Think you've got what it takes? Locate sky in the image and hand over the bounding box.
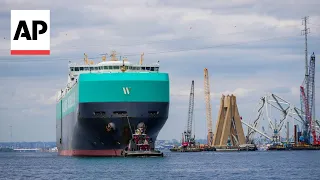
[0,0,320,142]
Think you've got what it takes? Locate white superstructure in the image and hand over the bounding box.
[56,51,160,102]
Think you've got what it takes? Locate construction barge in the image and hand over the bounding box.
[169,80,213,153]
[267,143,320,151]
[169,143,257,152]
[169,147,202,152]
[215,144,257,152]
[169,144,216,152]
[266,121,320,151]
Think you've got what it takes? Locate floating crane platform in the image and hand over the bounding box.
[169,147,202,152]
[169,147,215,152]
[215,144,257,152]
[215,148,239,152]
[169,144,216,152]
[170,80,213,153]
[267,144,320,151]
[238,144,258,151]
[202,146,216,151]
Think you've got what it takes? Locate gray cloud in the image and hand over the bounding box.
[0,0,319,142]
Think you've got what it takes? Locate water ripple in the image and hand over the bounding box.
[0,151,319,180]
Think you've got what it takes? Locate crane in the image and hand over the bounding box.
[300,86,310,143]
[204,68,213,146]
[243,93,305,145]
[182,80,195,147]
[300,52,319,145]
[308,53,317,144]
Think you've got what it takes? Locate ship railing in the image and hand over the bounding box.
[67,80,77,89]
[56,79,78,101]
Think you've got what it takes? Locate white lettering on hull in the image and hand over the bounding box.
[123,87,130,95]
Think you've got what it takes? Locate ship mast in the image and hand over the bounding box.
[84,53,88,65]
[102,55,106,62]
[110,51,118,61]
[83,53,94,64]
[140,53,144,65]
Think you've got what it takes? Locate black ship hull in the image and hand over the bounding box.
[56,102,169,156]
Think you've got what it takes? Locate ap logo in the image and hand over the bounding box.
[10,10,50,55]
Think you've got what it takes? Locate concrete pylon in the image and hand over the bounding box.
[212,94,246,147]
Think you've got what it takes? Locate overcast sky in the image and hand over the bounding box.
[0,0,319,142]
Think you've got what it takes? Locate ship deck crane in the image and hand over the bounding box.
[204,68,213,146]
[182,80,195,147]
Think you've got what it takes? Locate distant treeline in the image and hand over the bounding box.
[0,147,14,152]
[0,142,57,149]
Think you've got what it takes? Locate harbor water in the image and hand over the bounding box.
[0,150,319,180]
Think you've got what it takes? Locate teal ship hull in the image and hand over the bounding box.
[56,72,170,156]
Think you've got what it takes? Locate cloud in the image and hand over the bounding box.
[291,87,300,97]
[0,76,62,113]
[0,76,63,141]
[0,0,319,142]
[171,86,255,101]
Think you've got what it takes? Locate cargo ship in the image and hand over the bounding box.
[55,51,170,156]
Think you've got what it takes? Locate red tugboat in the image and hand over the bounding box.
[123,122,164,157]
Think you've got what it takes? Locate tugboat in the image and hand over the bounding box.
[123,121,164,157]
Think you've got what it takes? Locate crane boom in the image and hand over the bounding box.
[308,53,318,144]
[204,68,213,145]
[300,86,310,143]
[182,80,195,147]
[300,53,318,145]
[308,53,315,128]
[187,80,195,135]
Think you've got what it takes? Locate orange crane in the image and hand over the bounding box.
[204,68,213,146]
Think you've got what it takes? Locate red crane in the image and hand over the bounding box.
[300,52,319,145]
